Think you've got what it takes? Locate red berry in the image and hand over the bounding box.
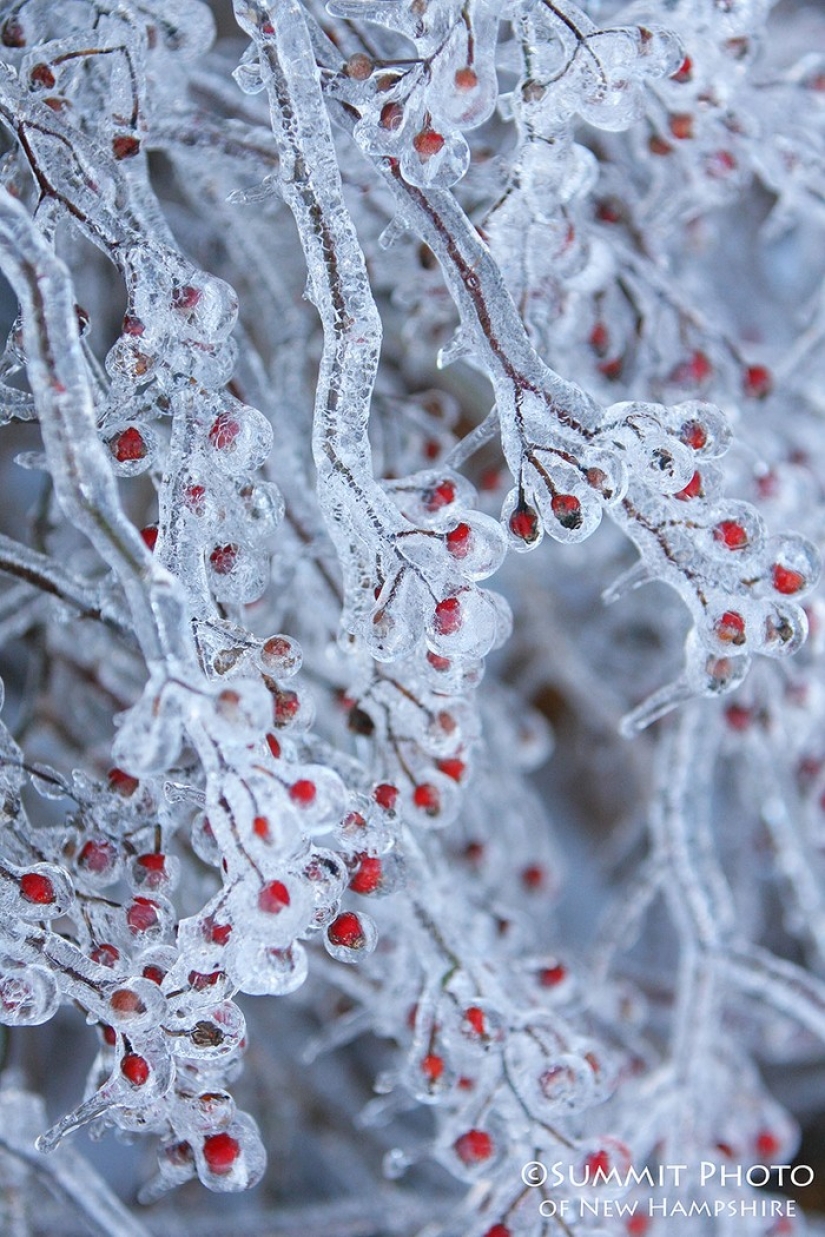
[434,596,462,635]
[649,135,673,156]
[19,872,55,904]
[509,504,540,543]
[171,285,201,310]
[140,525,158,551]
[672,55,692,82]
[1,19,25,46]
[265,733,281,759]
[135,853,167,888]
[137,852,165,873]
[379,101,403,131]
[112,134,141,160]
[446,523,471,557]
[258,880,290,914]
[421,1052,444,1081]
[715,611,746,645]
[110,989,147,1016]
[755,1129,781,1158]
[455,67,478,90]
[121,1053,150,1086]
[484,1227,511,1237]
[345,53,373,80]
[423,480,456,511]
[772,564,805,595]
[413,783,440,815]
[209,544,238,575]
[210,921,232,946]
[680,419,708,450]
[273,690,299,725]
[714,520,748,550]
[30,63,55,88]
[142,964,165,984]
[289,779,316,806]
[253,815,271,840]
[464,841,484,865]
[342,810,367,833]
[539,963,567,987]
[521,864,545,890]
[202,1131,240,1174]
[725,704,752,731]
[437,757,465,782]
[595,199,623,224]
[374,783,399,810]
[110,427,147,463]
[598,356,624,381]
[189,969,222,990]
[126,897,159,934]
[413,128,445,158]
[102,1024,117,1046]
[627,1218,650,1236]
[691,351,712,381]
[454,1128,493,1165]
[669,112,694,140]
[184,483,206,512]
[349,855,383,894]
[427,651,451,671]
[675,470,703,501]
[328,911,367,949]
[585,1148,611,1177]
[464,1006,486,1036]
[550,493,582,530]
[122,314,145,337]
[208,413,241,450]
[108,767,139,796]
[78,839,117,874]
[262,635,293,661]
[589,321,609,354]
[91,943,120,967]
[743,365,773,399]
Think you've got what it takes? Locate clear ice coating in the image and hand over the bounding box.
[0,0,821,1232]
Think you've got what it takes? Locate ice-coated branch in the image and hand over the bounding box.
[0,0,821,1233]
[0,191,192,676]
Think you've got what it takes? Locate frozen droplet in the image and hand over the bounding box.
[233,46,266,94]
[383,1146,412,1179]
[505,1034,595,1117]
[365,572,425,662]
[437,327,474,369]
[400,128,470,189]
[191,813,221,867]
[525,456,602,545]
[103,978,167,1032]
[194,1112,266,1193]
[171,1000,246,1062]
[0,964,59,1026]
[324,910,378,963]
[227,173,280,205]
[226,938,308,996]
[425,586,510,659]
[28,762,70,800]
[378,216,409,249]
[5,862,73,919]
